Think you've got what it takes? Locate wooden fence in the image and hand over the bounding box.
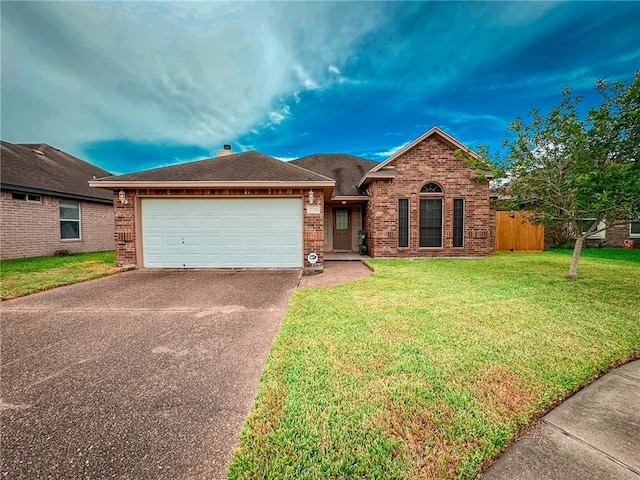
[495,211,545,252]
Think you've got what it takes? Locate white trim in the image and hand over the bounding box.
[630,221,640,238]
[330,195,370,201]
[60,200,81,240]
[89,180,335,189]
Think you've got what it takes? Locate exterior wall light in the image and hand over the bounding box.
[118,190,129,205]
[308,189,314,204]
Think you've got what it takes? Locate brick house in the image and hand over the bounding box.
[91,127,494,269]
[581,220,640,248]
[0,142,115,260]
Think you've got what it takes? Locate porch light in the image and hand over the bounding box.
[308,189,314,204]
[118,190,129,205]
[341,201,347,205]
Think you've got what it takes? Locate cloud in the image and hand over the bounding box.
[2,1,637,173]
[1,1,387,152]
[369,141,411,160]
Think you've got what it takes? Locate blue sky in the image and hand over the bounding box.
[2,1,639,175]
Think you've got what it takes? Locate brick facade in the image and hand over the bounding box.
[113,188,325,268]
[584,222,639,248]
[0,189,114,260]
[365,135,494,257]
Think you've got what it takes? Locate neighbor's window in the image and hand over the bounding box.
[419,182,443,248]
[581,218,605,239]
[60,201,81,239]
[398,198,409,248]
[453,198,464,248]
[12,192,41,202]
[631,221,640,237]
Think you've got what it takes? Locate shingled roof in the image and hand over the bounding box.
[91,150,335,188]
[1,141,113,203]
[290,154,379,197]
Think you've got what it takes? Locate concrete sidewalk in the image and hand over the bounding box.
[482,359,640,479]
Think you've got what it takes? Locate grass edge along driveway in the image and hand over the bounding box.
[0,251,125,300]
[227,250,640,480]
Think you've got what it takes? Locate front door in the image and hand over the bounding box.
[333,208,351,250]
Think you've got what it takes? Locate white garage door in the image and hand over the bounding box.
[141,198,303,268]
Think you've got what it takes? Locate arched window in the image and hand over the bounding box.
[419,182,443,247]
[420,182,443,194]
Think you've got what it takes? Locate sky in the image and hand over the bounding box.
[1,1,639,175]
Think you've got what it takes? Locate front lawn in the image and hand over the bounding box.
[227,251,640,479]
[0,251,124,300]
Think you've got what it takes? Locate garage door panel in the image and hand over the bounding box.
[141,198,302,268]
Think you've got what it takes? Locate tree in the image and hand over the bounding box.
[497,72,640,279]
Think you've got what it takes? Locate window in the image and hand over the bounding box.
[12,192,41,202]
[420,198,443,247]
[335,209,348,230]
[419,182,443,248]
[398,198,409,248]
[631,221,640,238]
[581,218,605,239]
[324,212,329,245]
[453,198,464,247]
[420,182,443,194]
[60,201,81,239]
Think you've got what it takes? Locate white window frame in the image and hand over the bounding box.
[60,201,81,240]
[630,221,640,238]
[581,218,605,239]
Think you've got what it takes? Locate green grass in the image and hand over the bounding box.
[227,250,640,480]
[0,251,124,300]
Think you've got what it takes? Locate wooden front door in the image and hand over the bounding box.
[333,208,351,250]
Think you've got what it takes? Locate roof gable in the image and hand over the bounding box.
[370,126,479,172]
[290,154,378,197]
[0,141,113,202]
[359,126,489,187]
[91,150,335,188]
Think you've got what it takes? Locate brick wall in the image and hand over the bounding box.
[113,188,325,268]
[365,135,494,257]
[584,223,638,248]
[0,189,114,260]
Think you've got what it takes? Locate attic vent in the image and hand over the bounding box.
[32,149,45,156]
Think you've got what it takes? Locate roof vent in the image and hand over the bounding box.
[217,144,234,157]
[32,149,45,156]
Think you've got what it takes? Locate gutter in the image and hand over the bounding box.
[89,180,336,189]
[1,183,113,205]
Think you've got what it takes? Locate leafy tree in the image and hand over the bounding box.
[491,72,639,279]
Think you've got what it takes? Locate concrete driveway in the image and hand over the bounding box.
[1,269,300,479]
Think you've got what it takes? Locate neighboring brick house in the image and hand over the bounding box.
[91,127,494,270]
[581,220,640,248]
[0,142,115,260]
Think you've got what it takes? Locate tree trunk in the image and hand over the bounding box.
[566,236,584,279]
